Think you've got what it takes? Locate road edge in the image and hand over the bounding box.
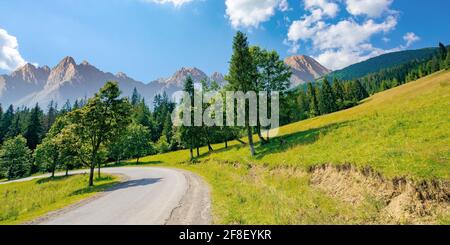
[165,169,212,225]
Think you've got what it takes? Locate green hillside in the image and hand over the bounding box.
[129,71,450,224]
[328,48,438,80]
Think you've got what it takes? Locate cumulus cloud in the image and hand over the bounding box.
[345,0,394,17]
[0,28,27,72]
[286,0,404,70]
[304,0,340,18]
[147,0,194,7]
[225,0,289,29]
[403,32,420,47]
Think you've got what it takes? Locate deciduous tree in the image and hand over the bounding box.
[66,81,132,186]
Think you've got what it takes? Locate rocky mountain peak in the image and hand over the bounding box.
[11,63,50,84]
[58,56,77,67]
[284,55,331,87]
[116,72,131,80]
[47,56,80,87]
[167,67,208,86]
[210,72,226,86]
[177,67,205,76]
[285,55,330,74]
[41,65,51,73]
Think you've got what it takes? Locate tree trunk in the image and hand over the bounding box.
[225,140,228,148]
[189,147,194,160]
[136,157,140,164]
[97,162,101,178]
[89,164,95,187]
[65,167,69,177]
[257,125,267,144]
[204,130,214,152]
[196,147,200,157]
[51,167,55,178]
[247,126,256,156]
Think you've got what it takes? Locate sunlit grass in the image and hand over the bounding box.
[0,174,118,224]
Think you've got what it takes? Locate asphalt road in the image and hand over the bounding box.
[3,167,212,225]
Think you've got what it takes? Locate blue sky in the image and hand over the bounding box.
[0,0,449,82]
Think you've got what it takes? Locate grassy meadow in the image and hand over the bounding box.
[0,174,118,224]
[126,71,450,224]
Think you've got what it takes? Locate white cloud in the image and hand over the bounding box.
[313,44,401,70]
[225,0,289,29]
[304,0,340,18]
[345,0,393,17]
[286,0,404,70]
[0,28,27,72]
[148,0,194,7]
[311,16,397,51]
[279,0,289,12]
[403,32,420,47]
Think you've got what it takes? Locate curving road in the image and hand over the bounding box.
[4,167,212,225]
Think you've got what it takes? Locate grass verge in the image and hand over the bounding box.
[0,174,119,224]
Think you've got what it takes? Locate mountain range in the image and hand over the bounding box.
[0,55,330,108]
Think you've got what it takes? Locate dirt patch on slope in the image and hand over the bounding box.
[309,164,450,224]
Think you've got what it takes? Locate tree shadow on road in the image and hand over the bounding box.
[105,178,163,192]
[108,160,163,167]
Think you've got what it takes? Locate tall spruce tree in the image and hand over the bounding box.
[446,48,450,70]
[24,104,44,150]
[332,78,344,102]
[45,100,58,132]
[438,42,447,61]
[225,31,258,156]
[349,80,369,102]
[131,87,141,106]
[0,105,14,143]
[296,90,310,120]
[179,76,196,160]
[430,56,440,73]
[7,110,23,139]
[306,83,319,117]
[318,78,337,115]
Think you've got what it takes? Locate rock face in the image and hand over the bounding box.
[0,57,226,108]
[284,55,331,87]
[0,63,50,106]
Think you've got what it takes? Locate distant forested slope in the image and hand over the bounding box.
[328,48,438,80]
